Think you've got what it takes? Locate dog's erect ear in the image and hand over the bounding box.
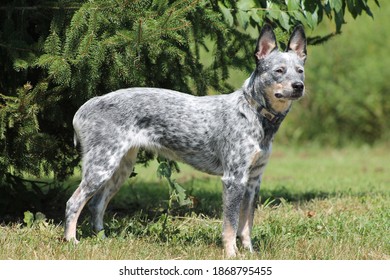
[255,24,278,62]
[286,25,307,61]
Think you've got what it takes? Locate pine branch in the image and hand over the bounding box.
[0,6,81,11]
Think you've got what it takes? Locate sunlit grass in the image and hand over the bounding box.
[0,145,389,259]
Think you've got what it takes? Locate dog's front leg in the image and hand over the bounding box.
[221,175,246,258]
[237,179,260,253]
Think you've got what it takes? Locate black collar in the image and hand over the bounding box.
[244,92,288,127]
[256,105,287,126]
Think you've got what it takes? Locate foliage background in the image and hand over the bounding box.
[0,0,386,217]
[278,2,390,146]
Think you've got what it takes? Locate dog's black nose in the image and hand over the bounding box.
[292,81,304,91]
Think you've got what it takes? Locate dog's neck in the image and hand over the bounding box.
[241,91,288,147]
[243,88,291,128]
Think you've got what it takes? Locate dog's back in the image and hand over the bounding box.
[73,87,260,175]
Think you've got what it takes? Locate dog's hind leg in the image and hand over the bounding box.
[64,175,109,242]
[64,143,135,242]
[64,179,92,242]
[87,148,138,235]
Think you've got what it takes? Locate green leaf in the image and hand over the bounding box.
[266,2,280,20]
[286,0,300,11]
[248,9,262,24]
[334,9,345,33]
[157,161,171,179]
[218,3,234,27]
[173,182,191,206]
[35,212,46,222]
[329,0,343,13]
[278,11,291,30]
[13,59,29,72]
[237,0,256,10]
[304,8,319,29]
[97,230,106,239]
[237,9,250,30]
[293,10,307,26]
[23,211,34,227]
[346,0,358,18]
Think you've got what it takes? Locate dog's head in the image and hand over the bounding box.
[247,24,307,113]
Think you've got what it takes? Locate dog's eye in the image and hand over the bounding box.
[297,68,304,74]
[275,68,285,74]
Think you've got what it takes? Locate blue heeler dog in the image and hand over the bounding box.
[65,24,307,257]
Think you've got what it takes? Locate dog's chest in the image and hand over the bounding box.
[251,144,272,168]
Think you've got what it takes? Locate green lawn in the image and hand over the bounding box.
[0,145,389,259]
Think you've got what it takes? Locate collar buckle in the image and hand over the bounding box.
[259,107,276,122]
[259,107,284,125]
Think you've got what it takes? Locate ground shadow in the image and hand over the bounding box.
[259,185,333,206]
[1,179,336,225]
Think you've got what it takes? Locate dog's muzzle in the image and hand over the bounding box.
[275,81,304,100]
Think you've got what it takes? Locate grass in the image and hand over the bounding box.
[0,145,389,260]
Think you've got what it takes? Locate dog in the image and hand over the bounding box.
[64,24,307,257]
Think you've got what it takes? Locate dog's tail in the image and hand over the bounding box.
[73,131,79,148]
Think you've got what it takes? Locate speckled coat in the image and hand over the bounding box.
[65,24,307,257]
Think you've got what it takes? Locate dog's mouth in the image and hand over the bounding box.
[274,91,304,100]
[274,93,284,99]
